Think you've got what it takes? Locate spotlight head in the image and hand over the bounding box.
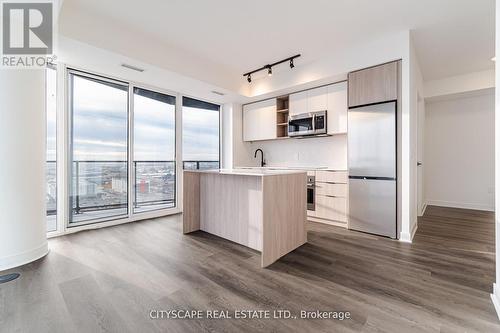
[247,74,251,83]
[268,66,272,76]
[290,59,295,69]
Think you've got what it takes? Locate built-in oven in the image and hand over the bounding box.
[307,176,315,211]
[288,111,327,137]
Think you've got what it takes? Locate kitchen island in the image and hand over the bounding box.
[183,169,307,267]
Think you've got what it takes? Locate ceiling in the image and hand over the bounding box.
[59,0,495,93]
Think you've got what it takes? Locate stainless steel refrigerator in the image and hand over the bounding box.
[348,101,397,238]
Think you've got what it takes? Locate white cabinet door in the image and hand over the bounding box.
[327,82,348,134]
[307,86,328,113]
[289,91,307,116]
[243,99,277,142]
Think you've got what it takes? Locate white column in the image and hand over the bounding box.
[221,103,234,169]
[0,69,48,270]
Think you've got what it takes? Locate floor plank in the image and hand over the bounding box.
[0,206,498,332]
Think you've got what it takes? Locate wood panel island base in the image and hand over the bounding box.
[183,169,307,267]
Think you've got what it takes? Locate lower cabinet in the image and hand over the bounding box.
[307,170,348,228]
[315,195,347,223]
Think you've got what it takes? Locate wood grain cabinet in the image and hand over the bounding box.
[243,99,277,142]
[348,61,398,107]
[308,170,349,227]
[316,195,347,223]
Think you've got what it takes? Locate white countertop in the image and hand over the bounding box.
[184,168,307,177]
[235,166,348,171]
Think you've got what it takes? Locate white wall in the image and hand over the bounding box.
[246,31,410,99]
[57,36,236,106]
[424,90,495,211]
[235,136,347,169]
[403,32,425,241]
[425,69,495,99]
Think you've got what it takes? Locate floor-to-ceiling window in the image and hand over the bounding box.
[68,71,129,225]
[133,87,176,213]
[46,66,57,232]
[182,97,220,170]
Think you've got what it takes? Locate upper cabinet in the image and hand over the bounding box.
[243,81,348,141]
[288,82,347,135]
[289,90,307,116]
[327,82,347,134]
[348,61,398,107]
[243,99,277,142]
[307,86,328,113]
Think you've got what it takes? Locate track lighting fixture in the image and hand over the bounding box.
[243,54,300,83]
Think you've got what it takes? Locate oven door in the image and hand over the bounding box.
[288,113,315,137]
[307,176,315,211]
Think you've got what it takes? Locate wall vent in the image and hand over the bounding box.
[121,63,145,72]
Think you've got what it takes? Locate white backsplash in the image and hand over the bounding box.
[244,135,347,169]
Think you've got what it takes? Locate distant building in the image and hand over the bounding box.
[112,177,128,193]
[47,183,56,198]
[79,181,97,196]
[138,179,151,194]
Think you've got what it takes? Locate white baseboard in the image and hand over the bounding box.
[491,283,500,320]
[0,242,49,271]
[426,200,494,212]
[419,203,428,216]
[399,220,418,243]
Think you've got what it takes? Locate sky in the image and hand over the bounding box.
[46,71,219,163]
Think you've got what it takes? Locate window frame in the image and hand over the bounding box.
[181,95,222,170]
[48,64,217,237]
[132,86,177,215]
[45,64,58,233]
[67,68,131,227]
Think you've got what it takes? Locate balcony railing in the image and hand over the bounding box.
[45,160,219,217]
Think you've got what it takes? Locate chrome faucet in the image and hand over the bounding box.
[254,149,266,167]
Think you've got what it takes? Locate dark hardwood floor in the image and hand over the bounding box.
[0,205,498,332]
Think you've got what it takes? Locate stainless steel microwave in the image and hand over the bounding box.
[288,111,327,137]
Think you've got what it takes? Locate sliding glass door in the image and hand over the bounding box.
[69,71,129,225]
[133,88,176,213]
[182,97,220,170]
